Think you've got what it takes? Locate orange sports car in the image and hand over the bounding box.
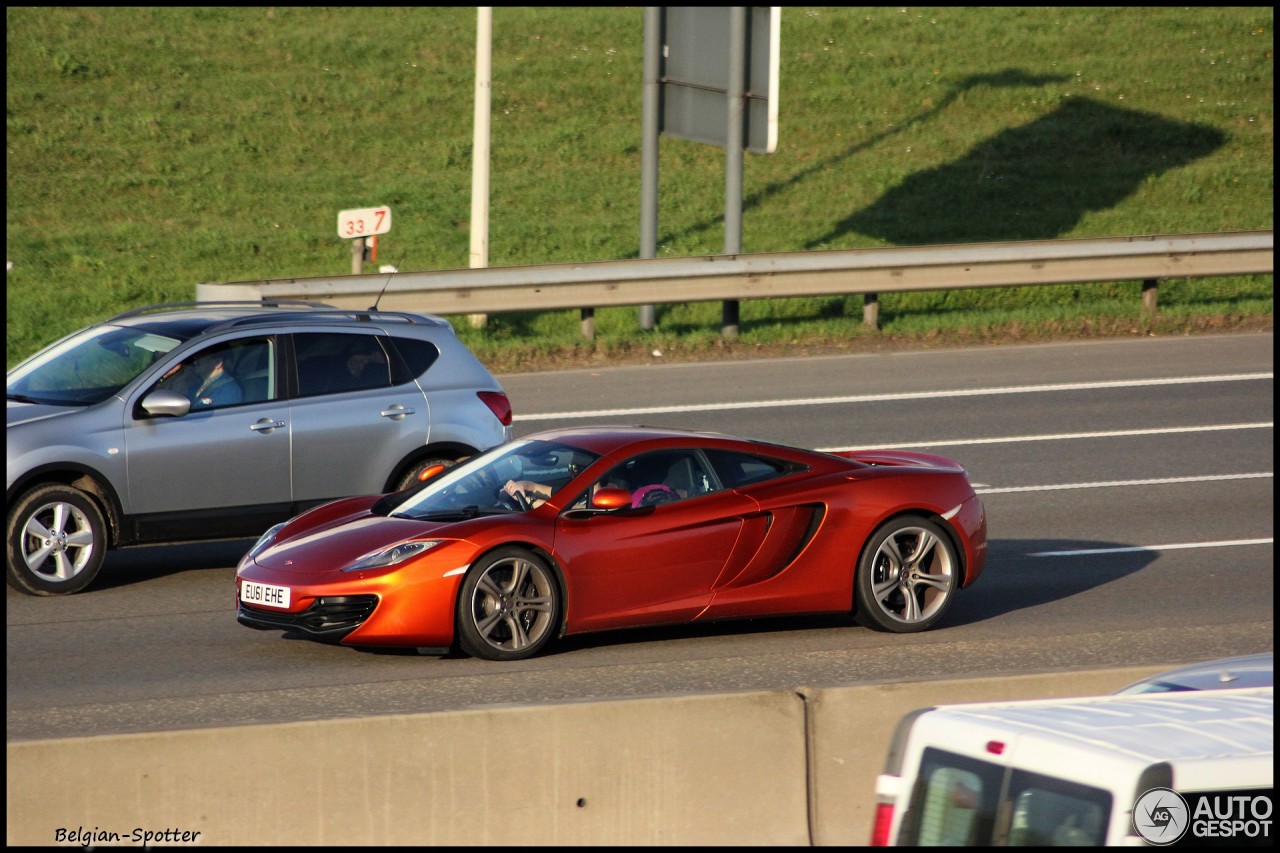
[236,426,987,660]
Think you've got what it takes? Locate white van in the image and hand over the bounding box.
[869,686,1273,846]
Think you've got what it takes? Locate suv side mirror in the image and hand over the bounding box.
[140,389,192,418]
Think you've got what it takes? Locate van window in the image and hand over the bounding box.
[906,749,1001,845]
[904,749,1111,846]
[1006,770,1110,846]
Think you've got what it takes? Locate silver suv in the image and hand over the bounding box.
[6,301,514,595]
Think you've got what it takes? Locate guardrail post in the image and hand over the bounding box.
[863,293,879,330]
[1142,278,1159,326]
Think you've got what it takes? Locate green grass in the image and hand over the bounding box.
[6,7,1273,371]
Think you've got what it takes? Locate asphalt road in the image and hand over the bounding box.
[6,333,1273,742]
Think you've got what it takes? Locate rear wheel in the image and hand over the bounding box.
[6,484,108,596]
[456,546,561,660]
[855,515,958,633]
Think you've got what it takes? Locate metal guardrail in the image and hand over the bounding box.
[197,230,1273,331]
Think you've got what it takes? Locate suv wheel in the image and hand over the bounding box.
[6,484,108,595]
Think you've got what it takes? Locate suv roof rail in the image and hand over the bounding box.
[204,308,451,335]
[108,300,331,321]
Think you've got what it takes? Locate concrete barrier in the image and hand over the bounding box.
[6,665,1167,846]
[6,690,810,846]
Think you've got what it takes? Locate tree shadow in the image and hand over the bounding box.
[640,68,1224,329]
[651,67,1224,251]
[654,69,1075,255]
[816,97,1226,247]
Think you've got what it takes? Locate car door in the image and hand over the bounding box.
[286,330,430,504]
[123,335,292,540]
[552,449,757,633]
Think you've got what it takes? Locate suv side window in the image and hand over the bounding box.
[294,332,399,397]
[152,337,274,410]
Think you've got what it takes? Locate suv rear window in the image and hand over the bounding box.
[384,335,441,379]
[292,332,438,396]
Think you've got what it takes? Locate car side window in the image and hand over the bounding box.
[583,449,719,509]
[293,332,397,397]
[153,337,273,410]
[702,448,803,488]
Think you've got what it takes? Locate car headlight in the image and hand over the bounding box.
[342,540,443,572]
[246,522,288,561]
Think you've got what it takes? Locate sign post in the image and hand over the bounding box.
[636,7,780,337]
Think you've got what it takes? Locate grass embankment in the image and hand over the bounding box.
[6,7,1272,372]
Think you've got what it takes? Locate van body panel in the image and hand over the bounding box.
[873,687,1273,846]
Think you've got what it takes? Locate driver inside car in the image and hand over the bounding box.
[501,477,552,509]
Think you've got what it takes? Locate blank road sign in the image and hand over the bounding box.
[659,7,779,154]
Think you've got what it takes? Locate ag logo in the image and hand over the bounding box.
[1134,787,1190,845]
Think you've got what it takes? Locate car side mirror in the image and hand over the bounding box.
[140,389,192,418]
[591,487,632,510]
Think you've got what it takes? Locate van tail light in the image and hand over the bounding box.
[477,391,512,426]
[870,801,895,846]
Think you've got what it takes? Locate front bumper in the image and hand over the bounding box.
[237,594,378,639]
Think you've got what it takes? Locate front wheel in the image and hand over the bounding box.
[6,484,109,596]
[456,547,561,660]
[855,515,958,633]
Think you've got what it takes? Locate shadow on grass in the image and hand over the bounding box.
[823,97,1226,247]
[657,67,1225,249]
[646,69,1225,332]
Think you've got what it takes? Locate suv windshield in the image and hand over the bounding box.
[7,325,183,406]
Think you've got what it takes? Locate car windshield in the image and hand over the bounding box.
[7,324,183,406]
[390,438,600,518]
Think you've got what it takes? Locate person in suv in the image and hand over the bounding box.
[6,301,514,595]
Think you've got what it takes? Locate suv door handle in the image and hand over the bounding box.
[250,418,286,433]
[380,404,416,420]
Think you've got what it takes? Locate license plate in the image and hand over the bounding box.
[240,580,291,609]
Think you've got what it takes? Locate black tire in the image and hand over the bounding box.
[855,515,958,633]
[394,456,457,492]
[456,546,561,660]
[6,484,109,596]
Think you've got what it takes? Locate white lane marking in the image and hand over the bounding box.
[978,472,1272,494]
[1030,538,1273,557]
[513,373,1273,421]
[818,422,1273,452]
